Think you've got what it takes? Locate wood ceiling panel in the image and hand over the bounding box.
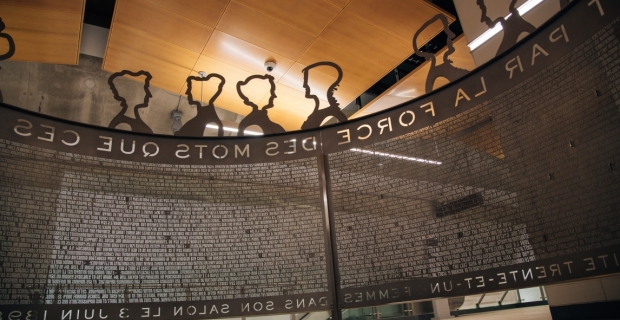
[318,11,412,67]
[259,105,307,132]
[0,5,81,41]
[278,62,362,107]
[101,0,463,131]
[191,55,264,98]
[0,0,83,14]
[108,23,200,70]
[216,1,316,60]
[142,0,230,27]
[202,30,294,82]
[235,0,341,36]
[103,47,190,94]
[214,92,254,117]
[271,83,323,116]
[325,0,351,9]
[345,0,454,42]
[261,84,320,114]
[0,4,83,64]
[298,38,387,90]
[0,30,80,64]
[113,0,213,53]
[259,83,321,123]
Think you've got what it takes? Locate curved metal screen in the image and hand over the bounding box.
[1,1,620,319]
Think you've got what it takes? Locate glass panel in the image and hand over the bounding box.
[342,307,376,320]
[519,287,545,303]
[377,304,406,318]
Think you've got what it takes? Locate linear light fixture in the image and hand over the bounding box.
[205,124,262,136]
[288,138,318,146]
[467,0,545,51]
[351,148,442,165]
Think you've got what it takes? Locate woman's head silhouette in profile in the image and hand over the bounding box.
[174,73,225,137]
[107,70,154,133]
[236,74,284,136]
[237,74,278,111]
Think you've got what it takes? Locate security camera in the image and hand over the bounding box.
[264,61,276,72]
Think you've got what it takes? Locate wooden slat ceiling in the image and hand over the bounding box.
[102,0,454,131]
[0,0,85,65]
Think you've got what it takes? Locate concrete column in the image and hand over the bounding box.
[431,298,454,320]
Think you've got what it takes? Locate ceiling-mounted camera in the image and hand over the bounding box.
[264,61,276,72]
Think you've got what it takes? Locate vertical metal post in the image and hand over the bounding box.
[498,290,509,306]
[405,302,414,316]
[539,286,547,301]
[476,293,486,308]
[316,136,343,320]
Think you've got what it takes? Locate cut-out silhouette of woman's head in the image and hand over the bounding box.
[413,14,470,94]
[476,0,536,57]
[0,17,16,104]
[107,70,154,134]
[300,61,348,130]
[175,73,225,137]
[185,74,225,108]
[236,74,284,136]
[237,74,278,111]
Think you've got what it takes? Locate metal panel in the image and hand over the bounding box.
[1,2,620,319]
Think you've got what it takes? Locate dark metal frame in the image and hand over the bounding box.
[1,1,619,319]
[317,148,343,320]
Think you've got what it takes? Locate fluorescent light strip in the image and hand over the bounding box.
[287,138,318,146]
[351,148,442,165]
[468,22,504,51]
[206,124,262,136]
[467,0,544,51]
[517,0,544,15]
